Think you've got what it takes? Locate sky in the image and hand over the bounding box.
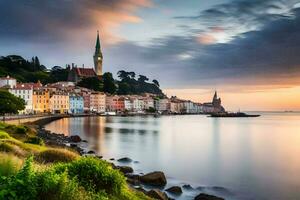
[1,0,300,111]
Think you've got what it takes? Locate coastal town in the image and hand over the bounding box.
[0,75,224,116]
[0,32,225,116]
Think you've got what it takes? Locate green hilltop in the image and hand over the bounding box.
[0,55,164,96]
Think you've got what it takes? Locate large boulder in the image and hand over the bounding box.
[194,193,225,200]
[69,135,82,143]
[147,189,169,200]
[166,186,182,194]
[140,171,167,186]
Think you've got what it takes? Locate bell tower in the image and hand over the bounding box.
[93,30,103,76]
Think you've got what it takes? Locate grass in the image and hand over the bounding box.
[0,130,10,139]
[0,153,23,177]
[0,122,151,200]
[35,149,79,163]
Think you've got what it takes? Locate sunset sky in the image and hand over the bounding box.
[1,0,300,111]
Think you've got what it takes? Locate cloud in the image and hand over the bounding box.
[175,0,299,44]
[0,0,152,45]
[105,6,300,90]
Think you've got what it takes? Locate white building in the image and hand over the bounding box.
[0,76,16,88]
[9,84,33,114]
[132,97,145,112]
[144,97,155,110]
[124,97,133,111]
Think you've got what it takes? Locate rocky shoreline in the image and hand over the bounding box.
[37,126,226,200]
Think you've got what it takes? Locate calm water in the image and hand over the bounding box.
[45,113,300,200]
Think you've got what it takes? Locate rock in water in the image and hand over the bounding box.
[140,171,167,186]
[117,166,134,174]
[166,186,182,194]
[147,189,169,200]
[69,135,82,143]
[117,157,132,163]
[194,193,225,200]
[183,184,194,190]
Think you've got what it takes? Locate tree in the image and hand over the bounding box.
[117,70,130,81]
[138,75,149,83]
[102,72,116,94]
[77,77,103,92]
[152,79,160,87]
[34,56,40,68]
[0,90,25,121]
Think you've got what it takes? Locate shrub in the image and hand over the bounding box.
[0,153,23,177]
[0,156,37,200]
[25,136,44,146]
[36,149,79,164]
[0,130,10,139]
[14,126,27,134]
[54,157,126,195]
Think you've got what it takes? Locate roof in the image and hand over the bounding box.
[12,82,42,90]
[75,67,96,77]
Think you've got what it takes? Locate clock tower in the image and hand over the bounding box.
[93,30,103,76]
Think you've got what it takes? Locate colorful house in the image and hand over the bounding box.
[90,92,106,113]
[0,76,16,88]
[49,92,69,114]
[33,89,50,113]
[9,83,34,114]
[69,94,84,114]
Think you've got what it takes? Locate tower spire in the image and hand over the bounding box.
[95,30,101,53]
[94,30,103,76]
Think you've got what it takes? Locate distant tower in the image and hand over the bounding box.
[93,30,103,76]
[212,91,221,108]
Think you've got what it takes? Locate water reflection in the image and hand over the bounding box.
[45,114,300,200]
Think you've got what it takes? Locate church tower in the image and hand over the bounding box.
[93,30,103,76]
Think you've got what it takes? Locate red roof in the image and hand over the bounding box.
[12,82,42,90]
[75,68,96,77]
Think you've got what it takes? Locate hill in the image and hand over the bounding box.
[0,55,164,96]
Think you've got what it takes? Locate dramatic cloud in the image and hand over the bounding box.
[0,0,152,45]
[176,0,300,44]
[105,6,300,89]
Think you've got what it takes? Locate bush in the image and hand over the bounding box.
[0,153,23,177]
[25,136,44,146]
[0,130,10,139]
[14,126,27,134]
[36,149,79,163]
[54,157,126,195]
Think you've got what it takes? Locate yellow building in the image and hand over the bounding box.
[49,92,69,114]
[33,89,50,113]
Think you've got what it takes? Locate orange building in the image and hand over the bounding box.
[32,89,50,113]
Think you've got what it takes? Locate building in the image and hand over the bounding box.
[105,95,118,111]
[157,98,170,112]
[68,31,103,82]
[9,83,33,114]
[144,97,155,110]
[90,92,106,113]
[69,94,84,114]
[124,97,133,111]
[132,97,145,112]
[49,92,69,114]
[202,91,225,113]
[93,30,103,76]
[33,89,50,113]
[0,76,16,88]
[68,66,97,83]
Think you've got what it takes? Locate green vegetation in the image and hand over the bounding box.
[35,149,78,164]
[77,71,164,96]
[0,122,151,200]
[0,55,68,84]
[0,90,25,119]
